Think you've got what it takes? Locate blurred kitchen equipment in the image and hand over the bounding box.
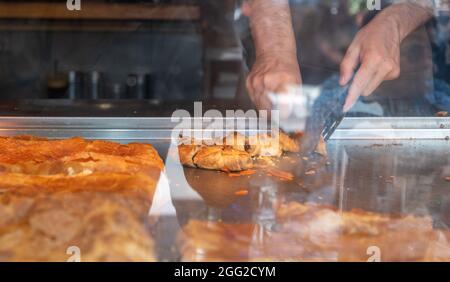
[67,71,84,99]
[144,73,156,100]
[85,71,103,99]
[46,61,68,99]
[108,82,125,99]
[126,74,138,99]
[126,73,155,99]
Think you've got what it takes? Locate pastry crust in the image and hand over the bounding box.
[193,146,253,172]
[178,144,200,168]
[178,202,449,262]
[0,191,156,262]
[0,136,163,178]
[178,132,301,172]
[0,136,163,196]
[279,131,300,153]
[0,136,164,262]
[0,172,156,198]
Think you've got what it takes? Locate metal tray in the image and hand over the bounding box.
[0,116,449,261]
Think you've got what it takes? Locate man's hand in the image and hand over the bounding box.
[340,3,433,112]
[339,15,401,112]
[243,0,301,111]
[246,53,301,111]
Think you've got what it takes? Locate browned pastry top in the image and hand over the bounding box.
[0,136,163,178]
[0,136,164,262]
[178,132,301,172]
[0,172,157,198]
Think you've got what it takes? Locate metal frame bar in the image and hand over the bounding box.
[332,117,450,140]
[0,116,268,140]
[0,116,449,140]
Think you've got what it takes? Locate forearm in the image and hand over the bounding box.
[243,0,297,58]
[376,2,433,42]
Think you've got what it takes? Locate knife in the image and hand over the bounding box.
[299,76,352,156]
[266,74,352,155]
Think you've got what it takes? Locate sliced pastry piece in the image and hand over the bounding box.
[188,146,253,172]
[177,131,304,172]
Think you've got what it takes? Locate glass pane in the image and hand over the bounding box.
[0,0,448,262]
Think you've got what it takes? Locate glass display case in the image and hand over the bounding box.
[0,0,448,262]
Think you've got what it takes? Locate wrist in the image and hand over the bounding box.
[255,51,298,64]
[254,44,297,60]
[379,3,432,42]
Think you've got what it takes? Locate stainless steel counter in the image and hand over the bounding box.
[0,116,449,261]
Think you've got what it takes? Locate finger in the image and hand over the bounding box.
[246,83,260,110]
[360,57,398,97]
[361,70,385,97]
[340,46,360,86]
[247,74,266,108]
[246,76,255,98]
[257,91,272,112]
[343,61,377,112]
[252,76,265,98]
[256,75,276,111]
